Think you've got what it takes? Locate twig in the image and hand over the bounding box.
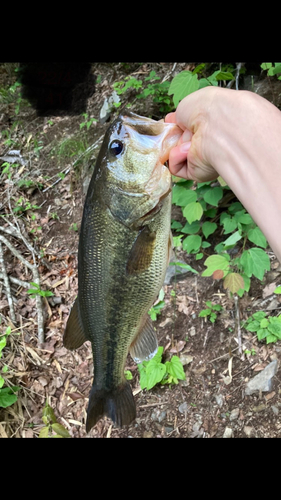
[0,233,44,343]
[0,241,16,322]
[234,294,242,355]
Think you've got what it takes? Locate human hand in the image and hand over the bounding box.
[165,86,225,182]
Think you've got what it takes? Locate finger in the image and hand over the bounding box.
[165,112,176,123]
[168,144,191,178]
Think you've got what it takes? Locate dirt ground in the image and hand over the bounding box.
[1,62,281,438]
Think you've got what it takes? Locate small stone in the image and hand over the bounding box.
[178,402,189,414]
[223,427,233,438]
[189,326,196,337]
[271,405,279,415]
[229,408,240,421]
[243,426,254,437]
[179,354,193,366]
[215,394,224,408]
[245,360,278,395]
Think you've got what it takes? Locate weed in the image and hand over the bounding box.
[27,282,54,299]
[199,301,223,323]
[39,400,70,438]
[80,113,97,130]
[243,311,281,344]
[0,326,20,408]
[138,346,185,390]
[148,288,165,321]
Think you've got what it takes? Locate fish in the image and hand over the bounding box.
[63,110,181,432]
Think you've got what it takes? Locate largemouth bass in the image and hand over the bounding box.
[63,110,181,432]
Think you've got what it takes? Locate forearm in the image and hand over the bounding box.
[207,90,281,261]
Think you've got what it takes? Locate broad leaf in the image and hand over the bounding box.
[203,187,223,207]
[202,255,230,277]
[182,234,202,253]
[168,71,199,106]
[247,227,267,248]
[182,202,203,224]
[223,273,245,293]
[202,221,217,239]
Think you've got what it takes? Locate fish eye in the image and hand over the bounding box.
[109,139,124,157]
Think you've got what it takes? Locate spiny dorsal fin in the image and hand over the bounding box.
[129,314,158,363]
[63,298,88,350]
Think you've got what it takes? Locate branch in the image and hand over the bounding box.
[0,233,45,344]
[0,240,16,322]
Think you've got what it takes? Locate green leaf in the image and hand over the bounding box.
[203,187,223,207]
[252,311,266,321]
[168,71,199,107]
[182,202,203,224]
[260,318,269,329]
[38,426,50,438]
[181,221,201,234]
[0,386,20,408]
[172,183,196,206]
[268,321,281,339]
[222,216,237,234]
[245,320,260,332]
[247,227,267,248]
[51,423,71,438]
[202,221,217,239]
[124,370,133,380]
[146,359,166,390]
[182,234,202,253]
[202,255,230,277]
[234,211,253,225]
[0,336,7,353]
[165,356,185,381]
[222,230,242,248]
[169,261,198,274]
[199,308,212,317]
[241,248,270,280]
[213,70,234,81]
[274,286,281,294]
[261,62,272,71]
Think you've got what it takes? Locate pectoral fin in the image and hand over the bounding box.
[63,298,88,350]
[129,314,158,363]
[126,227,156,276]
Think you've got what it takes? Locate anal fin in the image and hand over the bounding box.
[129,314,158,363]
[63,298,88,350]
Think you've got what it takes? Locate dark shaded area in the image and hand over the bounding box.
[17,62,96,116]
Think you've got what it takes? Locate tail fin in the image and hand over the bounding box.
[86,382,136,432]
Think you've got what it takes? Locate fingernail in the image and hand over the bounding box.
[179,141,191,153]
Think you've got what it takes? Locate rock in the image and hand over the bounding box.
[151,409,166,423]
[271,405,279,416]
[243,426,254,437]
[99,91,120,123]
[178,402,189,414]
[229,408,240,421]
[223,427,233,438]
[245,360,278,395]
[215,394,224,408]
[179,353,193,366]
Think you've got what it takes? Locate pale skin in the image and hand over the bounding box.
[165,86,281,263]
